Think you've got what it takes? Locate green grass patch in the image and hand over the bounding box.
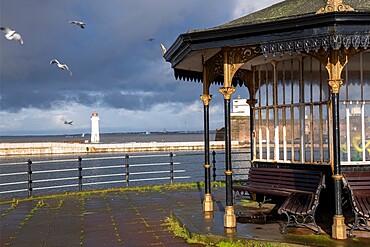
[0,182,225,204]
[1,198,19,217]
[164,214,293,247]
[283,233,342,246]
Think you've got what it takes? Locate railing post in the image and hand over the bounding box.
[78,157,82,191]
[125,154,129,187]
[212,151,217,181]
[27,159,33,197]
[169,152,174,185]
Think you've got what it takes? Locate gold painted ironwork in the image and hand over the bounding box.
[311,48,357,94]
[326,50,348,94]
[203,163,211,169]
[219,86,235,100]
[202,46,260,94]
[224,170,233,175]
[222,46,261,87]
[328,79,343,94]
[224,206,236,228]
[332,215,347,239]
[316,0,355,14]
[203,193,213,212]
[310,48,358,93]
[200,94,212,106]
[332,174,343,180]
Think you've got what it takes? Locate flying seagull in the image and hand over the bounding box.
[160,43,166,56]
[50,59,72,76]
[64,120,73,125]
[145,37,155,42]
[69,21,85,29]
[0,27,24,44]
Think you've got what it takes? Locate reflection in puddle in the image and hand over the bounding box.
[236,212,277,224]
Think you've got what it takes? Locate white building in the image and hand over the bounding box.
[90,110,100,143]
[351,106,361,116]
[231,96,250,117]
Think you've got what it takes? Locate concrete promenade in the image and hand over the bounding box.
[0,141,241,156]
[1,185,369,246]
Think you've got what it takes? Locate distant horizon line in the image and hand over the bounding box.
[0,130,218,137]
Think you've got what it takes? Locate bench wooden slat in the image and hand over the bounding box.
[342,171,370,236]
[343,172,370,177]
[345,176,370,181]
[352,186,370,191]
[233,167,324,197]
[233,185,290,197]
[299,194,313,215]
[355,196,370,218]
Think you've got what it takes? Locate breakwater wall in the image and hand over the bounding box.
[0,141,241,156]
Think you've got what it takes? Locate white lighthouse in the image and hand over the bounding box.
[90,110,100,143]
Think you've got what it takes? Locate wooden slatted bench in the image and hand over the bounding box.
[342,171,370,237]
[232,167,326,234]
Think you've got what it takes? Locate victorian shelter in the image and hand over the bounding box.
[164,0,370,239]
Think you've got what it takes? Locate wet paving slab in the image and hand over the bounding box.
[1,187,206,247]
[0,186,369,246]
[174,191,370,247]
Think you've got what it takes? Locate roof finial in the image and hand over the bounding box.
[316,0,355,14]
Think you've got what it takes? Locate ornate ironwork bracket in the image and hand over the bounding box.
[261,35,369,57]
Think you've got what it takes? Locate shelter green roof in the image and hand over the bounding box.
[190,0,370,33]
[164,0,370,72]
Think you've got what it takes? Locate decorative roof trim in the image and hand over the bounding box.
[261,34,369,57]
[316,0,355,14]
[174,69,248,86]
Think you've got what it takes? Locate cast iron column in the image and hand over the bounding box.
[332,93,342,214]
[224,98,232,205]
[326,49,348,240]
[201,94,213,212]
[331,90,346,238]
[220,86,236,228]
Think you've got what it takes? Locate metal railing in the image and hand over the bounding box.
[0,150,250,198]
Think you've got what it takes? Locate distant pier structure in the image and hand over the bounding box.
[90,111,100,143]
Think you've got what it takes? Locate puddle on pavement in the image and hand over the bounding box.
[236,212,277,224]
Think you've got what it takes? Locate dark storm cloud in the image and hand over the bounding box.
[1,0,234,113]
[1,0,284,135]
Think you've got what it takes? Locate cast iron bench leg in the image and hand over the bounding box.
[348,212,370,238]
[279,193,321,235]
[280,212,320,235]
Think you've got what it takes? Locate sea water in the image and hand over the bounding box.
[0,132,250,198]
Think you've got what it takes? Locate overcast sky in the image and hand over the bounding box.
[0,0,283,136]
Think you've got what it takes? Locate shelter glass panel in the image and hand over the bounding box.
[253,55,330,165]
[364,52,370,101]
[340,51,370,164]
